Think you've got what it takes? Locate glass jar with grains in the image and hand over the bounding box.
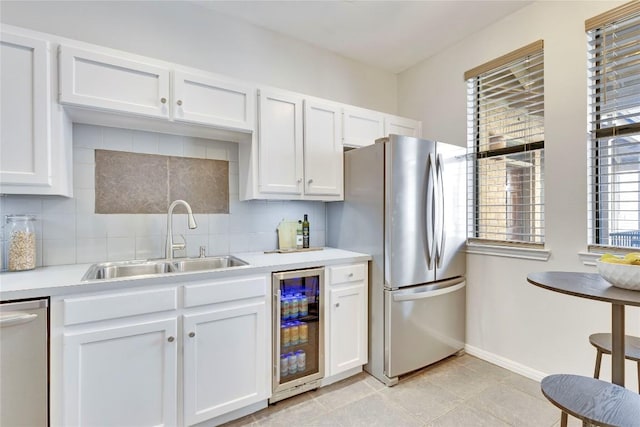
[5,215,37,271]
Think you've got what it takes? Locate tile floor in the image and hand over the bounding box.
[222,354,583,427]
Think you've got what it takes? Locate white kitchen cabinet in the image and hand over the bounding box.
[257,88,304,195]
[303,99,343,197]
[384,115,422,138]
[53,275,270,427]
[59,45,256,134]
[57,286,179,427]
[63,318,178,427]
[326,263,368,376]
[172,70,255,132]
[0,29,73,196]
[183,275,269,426]
[242,89,343,200]
[59,45,171,119]
[342,106,384,148]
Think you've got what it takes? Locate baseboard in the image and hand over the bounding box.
[464,344,548,382]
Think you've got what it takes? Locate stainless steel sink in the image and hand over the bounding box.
[81,256,249,281]
[82,260,176,281]
[172,256,249,272]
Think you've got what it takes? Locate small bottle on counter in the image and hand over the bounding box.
[302,214,310,248]
[296,220,303,249]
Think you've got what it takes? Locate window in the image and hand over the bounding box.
[587,2,640,249]
[465,41,545,246]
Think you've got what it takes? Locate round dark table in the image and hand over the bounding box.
[527,271,640,387]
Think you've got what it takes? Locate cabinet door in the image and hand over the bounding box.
[342,106,384,148]
[304,100,343,198]
[257,89,303,195]
[0,32,51,187]
[384,115,422,138]
[62,318,178,427]
[173,71,255,132]
[59,46,170,119]
[328,283,367,375]
[183,301,267,426]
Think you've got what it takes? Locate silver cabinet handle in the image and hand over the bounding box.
[297,178,302,184]
[0,312,37,328]
[188,332,195,338]
[308,178,314,184]
[177,100,183,106]
[348,272,354,277]
[335,303,340,308]
[167,336,175,342]
[160,97,167,104]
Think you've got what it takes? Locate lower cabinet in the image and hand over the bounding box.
[53,274,270,427]
[183,300,266,426]
[326,263,368,376]
[62,318,178,427]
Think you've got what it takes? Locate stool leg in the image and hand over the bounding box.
[561,411,567,427]
[594,349,603,379]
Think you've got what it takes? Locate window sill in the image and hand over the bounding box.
[465,242,551,261]
[578,250,606,267]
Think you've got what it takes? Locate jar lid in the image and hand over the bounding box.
[6,214,36,222]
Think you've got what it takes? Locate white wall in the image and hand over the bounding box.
[0,0,397,113]
[398,1,640,386]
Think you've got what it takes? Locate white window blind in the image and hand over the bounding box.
[587,2,640,249]
[465,41,545,246]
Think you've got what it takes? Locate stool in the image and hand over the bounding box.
[589,333,640,390]
[541,374,640,427]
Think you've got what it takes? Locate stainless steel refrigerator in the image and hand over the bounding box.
[327,134,466,386]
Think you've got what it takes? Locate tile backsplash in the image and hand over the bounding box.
[0,124,326,267]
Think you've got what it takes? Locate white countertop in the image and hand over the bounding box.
[0,247,370,301]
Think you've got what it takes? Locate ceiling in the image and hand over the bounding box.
[192,0,533,74]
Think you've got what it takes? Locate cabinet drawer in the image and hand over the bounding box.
[64,287,177,325]
[329,263,366,285]
[183,275,267,308]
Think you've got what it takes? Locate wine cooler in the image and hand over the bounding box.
[270,267,324,403]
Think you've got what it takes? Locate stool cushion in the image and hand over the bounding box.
[589,333,640,362]
[541,374,640,427]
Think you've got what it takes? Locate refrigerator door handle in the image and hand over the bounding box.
[392,281,465,302]
[435,153,446,268]
[425,153,436,269]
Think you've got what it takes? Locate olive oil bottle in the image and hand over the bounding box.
[302,214,310,248]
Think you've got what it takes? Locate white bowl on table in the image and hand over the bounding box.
[596,260,640,291]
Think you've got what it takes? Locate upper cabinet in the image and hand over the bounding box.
[58,45,256,136]
[242,88,342,201]
[384,114,422,138]
[303,99,343,197]
[59,46,171,119]
[172,70,255,132]
[342,106,384,148]
[0,29,72,197]
[342,106,422,148]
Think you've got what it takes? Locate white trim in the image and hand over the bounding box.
[465,243,551,261]
[464,344,547,382]
[578,251,602,267]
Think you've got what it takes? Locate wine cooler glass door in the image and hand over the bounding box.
[273,267,324,397]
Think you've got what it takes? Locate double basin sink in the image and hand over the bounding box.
[82,256,249,281]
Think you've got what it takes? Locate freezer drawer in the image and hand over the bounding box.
[384,278,465,378]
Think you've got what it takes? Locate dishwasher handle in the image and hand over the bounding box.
[0,312,39,327]
[392,281,465,302]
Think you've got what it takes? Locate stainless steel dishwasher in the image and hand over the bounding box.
[0,298,49,426]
